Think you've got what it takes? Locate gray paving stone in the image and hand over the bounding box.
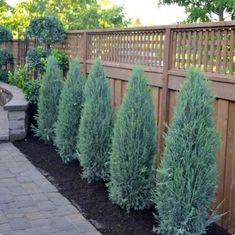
[9,217,32,230]
[0,143,100,235]
[30,193,48,202]
[0,222,11,231]
[0,193,14,203]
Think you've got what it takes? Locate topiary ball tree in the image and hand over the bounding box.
[34,56,62,143]
[77,59,113,183]
[153,68,220,235]
[55,58,85,163]
[27,16,66,48]
[108,66,156,212]
[0,26,12,44]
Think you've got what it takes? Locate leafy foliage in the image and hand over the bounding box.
[0,70,8,82]
[153,68,220,235]
[27,16,66,46]
[108,66,156,211]
[158,0,235,22]
[23,79,42,106]
[54,58,84,163]
[8,65,29,89]
[77,59,113,183]
[34,56,62,143]
[0,0,129,36]
[0,25,12,43]
[0,48,13,66]
[51,49,69,72]
[26,47,50,72]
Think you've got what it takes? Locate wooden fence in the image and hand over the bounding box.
[5,21,235,234]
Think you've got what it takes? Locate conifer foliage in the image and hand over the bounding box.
[77,59,113,183]
[34,56,62,143]
[109,66,156,211]
[153,68,220,235]
[55,58,84,163]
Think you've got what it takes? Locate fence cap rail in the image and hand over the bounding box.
[67,21,235,34]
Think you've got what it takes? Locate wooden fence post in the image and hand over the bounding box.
[158,27,173,164]
[83,31,88,77]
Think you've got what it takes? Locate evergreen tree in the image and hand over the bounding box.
[34,56,62,143]
[153,68,220,235]
[108,66,156,211]
[55,58,84,163]
[77,59,113,183]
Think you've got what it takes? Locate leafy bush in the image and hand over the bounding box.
[8,65,29,89]
[23,79,42,106]
[55,58,84,163]
[23,79,42,127]
[27,16,66,47]
[108,66,156,211]
[34,56,62,143]
[26,47,68,75]
[153,68,220,235]
[0,48,13,66]
[26,47,50,72]
[0,70,9,82]
[77,59,113,182]
[0,26,12,44]
[51,49,69,72]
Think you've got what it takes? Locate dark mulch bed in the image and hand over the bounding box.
[14,131,230,235]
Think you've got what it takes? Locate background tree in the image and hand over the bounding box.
[158,0,235,22]
[55,58,84,163]
[109,66,156,211]
[153,68,220,234]
[0,0,129,37]
[27,16,66,48]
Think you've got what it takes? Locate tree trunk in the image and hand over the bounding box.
[218,10,224,21]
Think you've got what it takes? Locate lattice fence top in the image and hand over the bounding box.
[6,21,235,76]
[172,27,235,75]
[87,29,165,67]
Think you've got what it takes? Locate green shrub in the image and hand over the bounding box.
[26,47,50,72]
[23,79,42,127]
[0,26,12,44]
[55,58,84,163]
[0,48,13,66]
[27,16,66,47]
[34,56,62,143]
[77,59,113,182]
[153,68,220,235]
[26,47,68,75]
[23,79,42,106]
[51,49,69,72]
[8,65,29,89]
[0,70,9,82]
[108,66,156,211]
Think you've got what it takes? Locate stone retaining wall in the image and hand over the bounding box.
[0,82,28,141]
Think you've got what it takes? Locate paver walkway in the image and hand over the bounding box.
[0,106,9,141]
[0,142,101,235]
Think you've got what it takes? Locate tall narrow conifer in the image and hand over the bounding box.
[153,68,220,235]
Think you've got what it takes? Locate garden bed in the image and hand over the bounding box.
[14,131,230,235]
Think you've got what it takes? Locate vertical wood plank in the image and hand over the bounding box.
[222,101,235,230]
[215,99,229,226]
[159,27,173,158]
[109,78,115,107]
[168,90,177,123]
[114,79,122,107]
